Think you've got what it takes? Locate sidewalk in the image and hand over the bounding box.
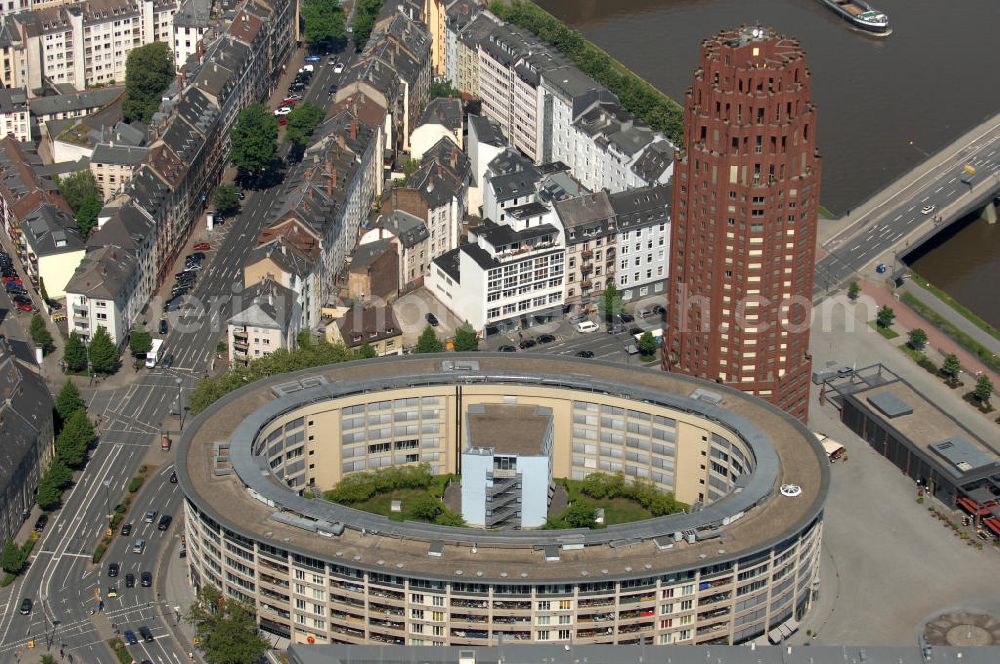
[900,279,1000,358]
[859,279,1000,390]
[162,538,201,662]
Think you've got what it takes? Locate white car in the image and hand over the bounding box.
[575,321,600,333]
[334,62,345,74]
[299,64,314,73]
[921,204,936,215]
[274,106,292,116]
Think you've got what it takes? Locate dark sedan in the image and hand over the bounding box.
[497,345,516,353]
[536,334,556,344]
[575,350,595,358]
[518,339,537,350]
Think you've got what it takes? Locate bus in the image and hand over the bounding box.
[145,338,164,368]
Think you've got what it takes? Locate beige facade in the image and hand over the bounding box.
[229,323,286,366]
[179,356,828,648]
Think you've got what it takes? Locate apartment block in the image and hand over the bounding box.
[228,277,300,367]
[0,89,31,142]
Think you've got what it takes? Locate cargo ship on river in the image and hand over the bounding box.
[816,0,891,36]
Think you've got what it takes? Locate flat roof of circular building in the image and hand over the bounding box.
[177,354,829,583]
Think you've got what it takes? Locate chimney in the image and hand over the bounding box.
[350,118,358,140]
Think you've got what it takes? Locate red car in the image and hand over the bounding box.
[13,299,32,312]
[278,117,288,126]
[193,242,211,251]
[2,276,21,286]
[282,98,298,106]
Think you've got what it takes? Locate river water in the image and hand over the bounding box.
[536,0,1000,321]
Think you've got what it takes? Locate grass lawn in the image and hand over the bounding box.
[818,205,835,219]
[869,320,899,339]
[352,488,437,521]
[596,497,652,525]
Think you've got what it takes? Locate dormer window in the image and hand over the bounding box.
[352,334,362,343]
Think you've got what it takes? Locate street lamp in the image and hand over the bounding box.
[176,377,185,433]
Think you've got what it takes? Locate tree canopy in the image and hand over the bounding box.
[429,80,461,99]
[907,328,928,351]
[941,354,962,383]
[414,326,444,354]
[357,342,377,359]
[876,305,895,329]
[64,331,88,373]
[57,170,102,237]
[230,103,279,181]
[973,374,994,405]
[284,102,326,146]
[301,0,347,48]
[88,326,117,374]
[1,538,27,575]
[56,409,95,467]
[129,327,152,357]
[848,281,861,302]
[29,314,54,355]
[55,380,85,424]
[186,585,270,664]
[453,322,479,352]
[213,184,240,218]
[352,0,385,49]
[638,331,657,357]
[600,282,623,324]
[123,42,175,124]
[36,460,72,510]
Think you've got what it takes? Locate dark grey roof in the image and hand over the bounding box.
[27,87,123,117]
[432,246,461,283]
[417,97,462,132]
[408,138,470,209]
[631,139,675,183]
[445,0,479,29]
[20,202,85,256]
[34,158,91,179]
[867,391,913,418]
[472,218,559,251]
[537,171,587,204]
[91,143,148,166]
[173,0,211,28]
[929,437,996,478]
[229,278,299,330]
[609,183,672,230]
[541,65,600,103]
[376,210,428,248]
[350,238,394,269]
[288,644,1000,664]
[0,342,53,514]
[553,192,614,230]
[65,243,139,300]
[467,113,504,147]
[505,201,549,219]
[246,238,317,279]
[0,88,27,114]
[486,147,534,177]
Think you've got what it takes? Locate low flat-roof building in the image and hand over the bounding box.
[833,365,1000,534]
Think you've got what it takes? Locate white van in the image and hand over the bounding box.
[575,321,599,333]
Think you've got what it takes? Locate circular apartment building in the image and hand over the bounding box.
[177,355,828,647]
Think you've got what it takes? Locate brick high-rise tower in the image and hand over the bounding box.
[664,26,820,422]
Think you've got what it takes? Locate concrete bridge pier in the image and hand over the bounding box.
[980,198,997,224]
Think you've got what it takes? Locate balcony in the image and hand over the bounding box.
[581,249,593,258]
[580,263,594,274]
[233,329,248,340]
[72,308,88,320]
[580,279,593,289]
[578,598,614,608]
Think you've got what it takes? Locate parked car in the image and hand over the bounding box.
[628,326,643,336]
[425,312,439,327]
[575,321,599,333]
[652,304,666,316]
[274,106,292,116]
[164,295,186,312]
[169,471,177,483]
[618,313,635,323]
[106,585,118,598]
[139,625,154,642]
[12,297,32,312]
[19,598,31,615]
[304,54,321,62]
[497,345,516,353]
[107,562,119,577]
[33,514,48,532]
[537,334,556,344]
[141,571,152,587]
[278,117,288,126]
[120,522,133,536]
[158,318,168,335]
[193,242,211,251]
[575,350,595,358]
[638,308,655,319]
[334,62,345,74]
[124,629,138,645]
[125,573,136,588]
[299,63,315,72]
[518,338,537,350]
[568,313,589,325]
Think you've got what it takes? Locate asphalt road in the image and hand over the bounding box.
[0,46,353,664]
[814,125,1000,293]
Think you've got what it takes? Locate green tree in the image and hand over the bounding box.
[41,654,57,664]
[284,101,326,146]
[230,103,279,180]
[29,314,54,354]
[848,281,861,301]
[122,41,175,123]
[0,538,26,574]
[129,327,152,357]
[638,331,657,357]
[301,0,346,48]
[973,374,994,405]
[429,80,461,99]
[55,380,85,424]
[186,585,270,664]
[57,409,96,467]
[39,277,49,303]
[36,460,72,510]
[600,282,623,324]
[88,326,118,374]
[876,305,895,329]
[409,495,442,522]
[213,184,240,218]
[941,354,962,384]
[434,510,465,527]
[907,328,928,351]
[357,342,377,359]
[63,331,88,373]
[414,326,444,354]
[56,171,102,237]
[563,501,596,529]
[352,0,386,49]
[453,322,479,352]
